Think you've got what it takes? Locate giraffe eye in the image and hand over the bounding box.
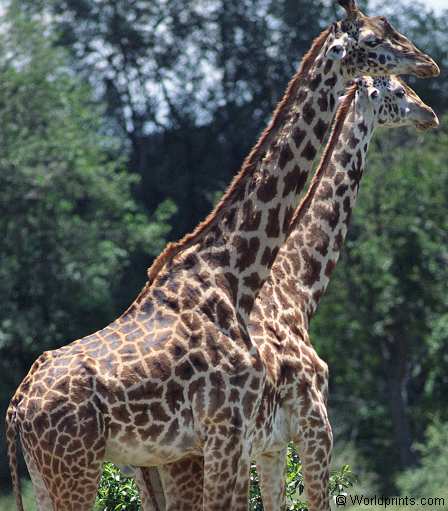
[396,89,405,98]
[365,38,381,47]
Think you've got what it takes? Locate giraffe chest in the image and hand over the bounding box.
[250,371,299,454]
[250,339,328,452]
[103,402,202,466]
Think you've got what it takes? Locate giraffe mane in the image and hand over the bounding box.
[287,82,357,231]
[143,26,333,290]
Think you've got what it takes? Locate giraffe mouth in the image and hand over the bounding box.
[411,104,439,131]
[415,119,439,131]
[413,60,440,78]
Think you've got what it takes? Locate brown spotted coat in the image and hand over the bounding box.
[135,77,438,511]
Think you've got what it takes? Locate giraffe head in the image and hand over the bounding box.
[356,75,439,130]
[325,0,439,79]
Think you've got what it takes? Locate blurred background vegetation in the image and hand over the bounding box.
[0,0,447,507]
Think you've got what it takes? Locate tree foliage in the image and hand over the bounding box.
[397,420,448,498]
[1,0,447,498]
[0,10,174,483]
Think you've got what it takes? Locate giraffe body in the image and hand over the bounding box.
[4,30,347,507]
[126,0,442,508]
[136,76,438,511]
[249,76,438,510]
[5,0,439,509]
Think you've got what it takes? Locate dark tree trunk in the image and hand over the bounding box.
[386,373,417,468]
[382,333,418,470]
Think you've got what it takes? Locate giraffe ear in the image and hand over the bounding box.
[337,0,359,16]
[326,42,347,61]
[326,31,349,61]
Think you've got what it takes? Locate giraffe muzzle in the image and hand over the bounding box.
[414,108,439,131]
[413,57,440,78]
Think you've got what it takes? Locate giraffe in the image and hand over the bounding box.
[137,76,438,511]
[5,0,439,509]
[129,0,441,508]
[249,75,438,510]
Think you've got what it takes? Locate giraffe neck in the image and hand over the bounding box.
[144,29,349,322]
[268,88,376,326]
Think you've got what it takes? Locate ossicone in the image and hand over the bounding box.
[337,0,359,15]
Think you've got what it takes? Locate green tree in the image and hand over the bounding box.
[3,0,447,495]
[397,420,448,498]
[0,12,174,486]
[11,0,330,239]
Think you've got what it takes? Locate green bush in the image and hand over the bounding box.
[331,440,378,497]
[95,464,140,511]
[396,420,448,498]
[96,445,356,511]
[348,422,448,511]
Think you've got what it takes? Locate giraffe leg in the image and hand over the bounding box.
[42,461,102,511]
[22,447,53,511]
[136,457,204,511]
[21,439,103,511]
[19,416,106,510]
[160,456,203,511]
[203,435,251,511]
[295,399,333,511]
[134,467,166,511]
[256,447,287,511]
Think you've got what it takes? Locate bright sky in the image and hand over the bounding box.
[426,0,447,12]
[368,0,447,14]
